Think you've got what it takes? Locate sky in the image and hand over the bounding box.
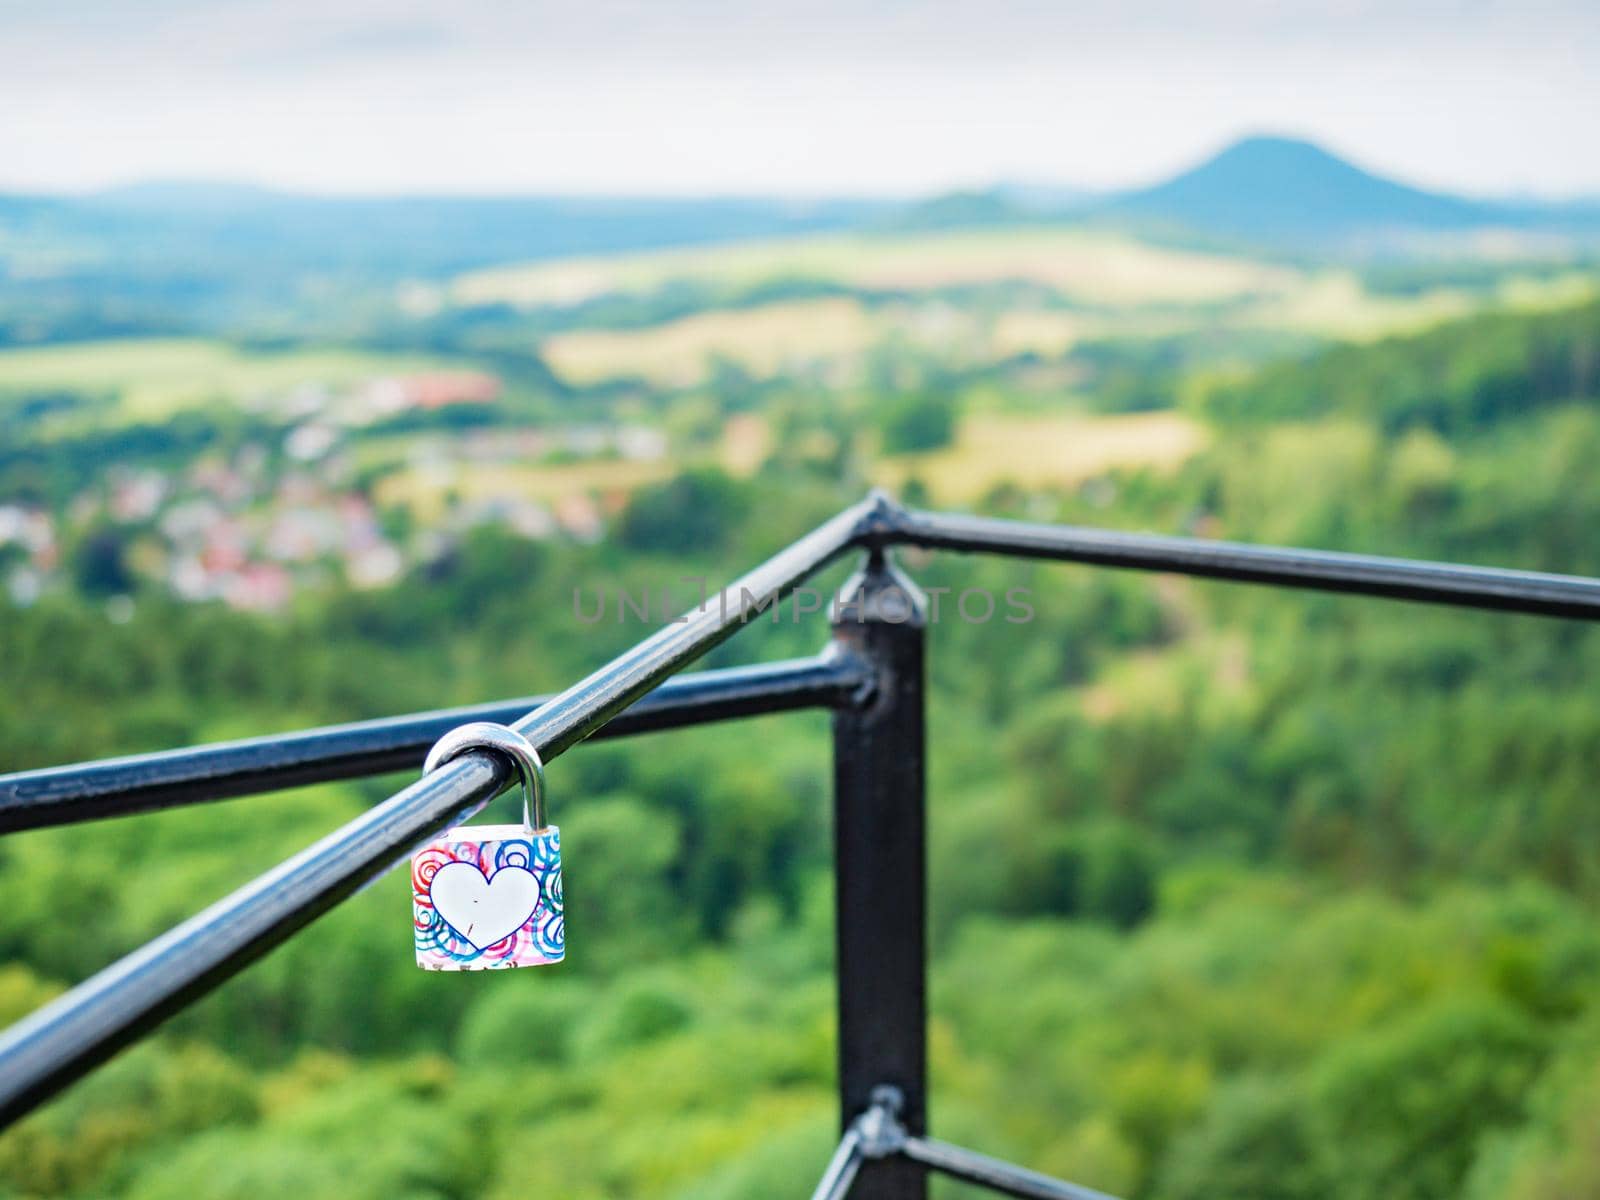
[2,0,1598,199]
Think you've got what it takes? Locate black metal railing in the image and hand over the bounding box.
[4,489,1600,1200]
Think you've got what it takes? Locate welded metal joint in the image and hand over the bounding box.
[820,642,880,713]
[854,1086,910,1160]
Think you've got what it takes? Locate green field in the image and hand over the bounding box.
[447,230,1600,389]
[540,296,883,387]
[453,227,1302,309]
[876,410,1210,503]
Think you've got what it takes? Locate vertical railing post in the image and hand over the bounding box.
[830,548,928,1200]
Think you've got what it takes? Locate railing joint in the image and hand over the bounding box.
[821,643,881,712]
[855,1086,910,1160]
[847,488,913,552]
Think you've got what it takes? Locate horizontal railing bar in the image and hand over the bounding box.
[899,1136,1121,1200]
[0,654,870,834]
[892,509,1600,621]
[0,494,878,1128]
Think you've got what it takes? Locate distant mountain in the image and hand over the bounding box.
[1097,135,1600,248]
[892,136,1600,249]
[1103,135,1491,241]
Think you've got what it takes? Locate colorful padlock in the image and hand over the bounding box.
[412,722,564,970]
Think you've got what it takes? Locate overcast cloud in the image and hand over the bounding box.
[2,0,1597,197]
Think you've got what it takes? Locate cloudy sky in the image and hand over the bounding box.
[3,0,1597,198]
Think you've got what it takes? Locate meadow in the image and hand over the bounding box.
[450,231,1597,392]
[873,411,1208,503]
[539,297,883,388]
[0,339,465,426]
[450,228,1299,309]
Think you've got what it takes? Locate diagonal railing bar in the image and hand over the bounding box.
[897,1137,1122,1200]
[0,494,881,1127]
[809,1125,867,1200]
[0,654,870,833]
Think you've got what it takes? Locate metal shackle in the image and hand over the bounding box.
[423,721,547,831]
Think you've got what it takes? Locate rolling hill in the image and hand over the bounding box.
[903,136,1600,249]
[2,135,1597,348]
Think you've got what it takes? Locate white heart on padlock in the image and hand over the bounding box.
[429,862,540,950]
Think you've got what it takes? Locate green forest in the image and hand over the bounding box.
[2,292,1599,1198]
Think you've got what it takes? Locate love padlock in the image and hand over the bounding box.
[411,723,564,970]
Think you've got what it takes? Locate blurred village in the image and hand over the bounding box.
[0,370,667,613]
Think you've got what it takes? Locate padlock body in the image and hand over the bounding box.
[412,824,563,970]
